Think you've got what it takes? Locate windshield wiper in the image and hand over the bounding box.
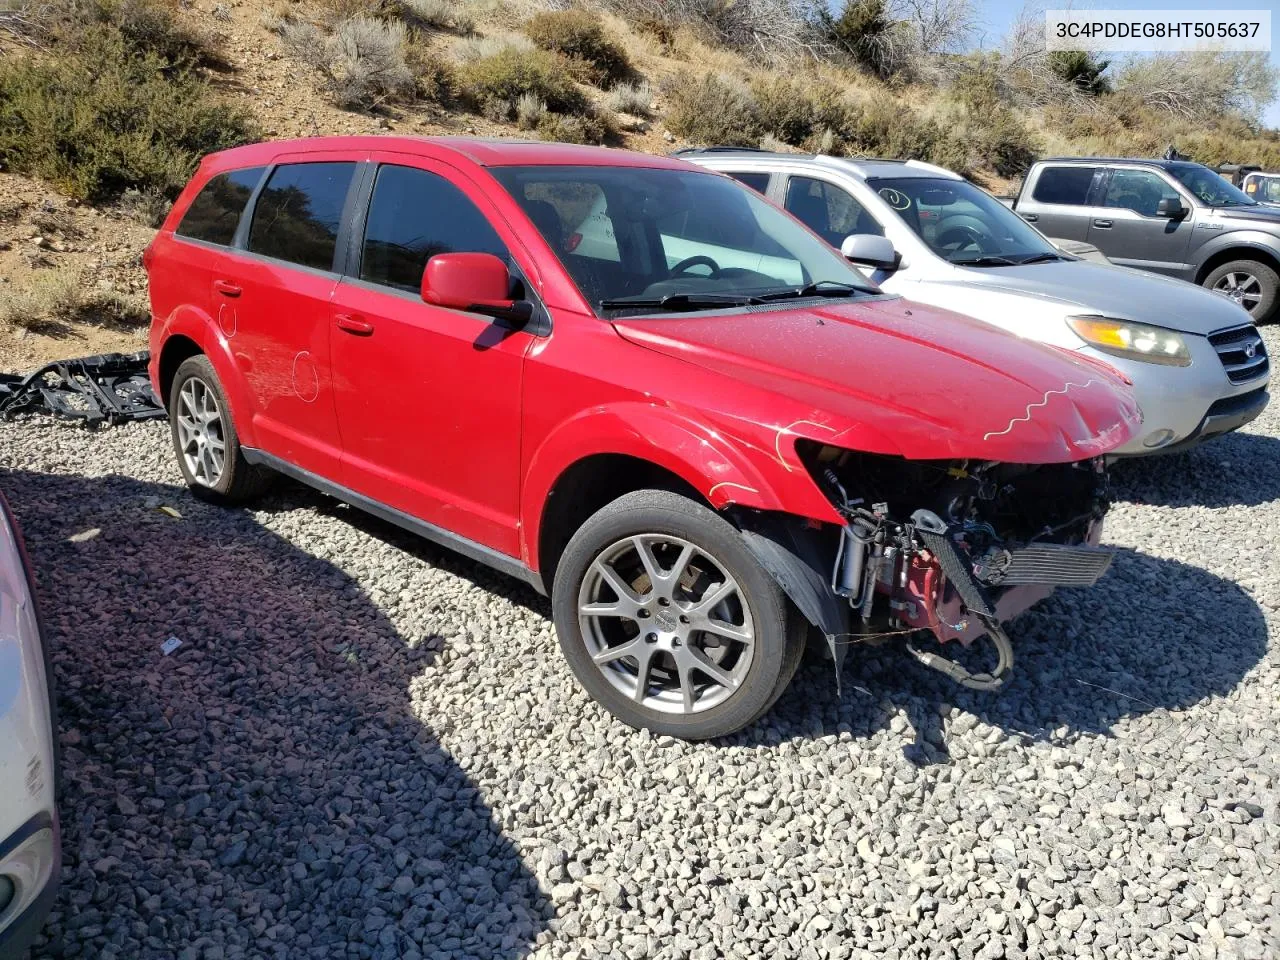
[1016,252,1065,264]
[598,293,765,312]
[951,255,1020,267]
[755,280,867,302]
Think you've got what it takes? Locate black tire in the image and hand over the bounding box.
[1203,259,1279,324]
[168,355,271,504]
[552,489,802,740]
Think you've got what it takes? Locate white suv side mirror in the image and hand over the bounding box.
[840,234,900,271]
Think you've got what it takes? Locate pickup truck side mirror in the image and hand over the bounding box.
[840,234,900,271]
[1155,197,1189,220]
[422,252,533,328]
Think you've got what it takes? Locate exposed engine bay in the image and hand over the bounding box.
[797,441,1114,690]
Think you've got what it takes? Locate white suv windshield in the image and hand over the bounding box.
[868,176,1061,266]
[490,165,879,315]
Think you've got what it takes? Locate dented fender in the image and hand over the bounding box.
[518,402,846,571]
[149,305,258,448]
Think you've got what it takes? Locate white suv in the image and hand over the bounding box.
[682,149,1269,456]
[0,491,59,957]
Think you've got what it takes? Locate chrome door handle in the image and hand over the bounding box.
[1092,219,1113,228]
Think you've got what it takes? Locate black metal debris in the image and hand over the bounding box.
[0,351,164,427]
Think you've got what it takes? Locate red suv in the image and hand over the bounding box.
[146,137,1141,739]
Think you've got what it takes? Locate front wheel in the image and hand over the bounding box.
[552,490,802,740]
[1204,259,1279,324]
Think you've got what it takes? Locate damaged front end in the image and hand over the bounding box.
[783,442,1113,690]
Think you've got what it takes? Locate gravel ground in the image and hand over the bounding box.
[4,329,1278,960]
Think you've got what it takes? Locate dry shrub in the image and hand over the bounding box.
[596,0,824,62]
[515,91,546,130]
[0,269,148,333]
[534,110,612,145]
[453,31,532,61]
[605,80,652,116]
[523,9,631,88]
[664,71,761,145]
[281,15,415,108]
[118,186,172,226]
[457,44,587,117]
[397,0,474,33]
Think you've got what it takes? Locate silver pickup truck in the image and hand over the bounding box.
[1004,158,1280,324]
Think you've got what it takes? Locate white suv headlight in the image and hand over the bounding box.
[1067,316,1192,366]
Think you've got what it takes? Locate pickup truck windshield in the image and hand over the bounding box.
[867,176,1060,266]
[1166,162,1257,207]
[490,165,879,315]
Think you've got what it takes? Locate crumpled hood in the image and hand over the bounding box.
[943,259,1253,335]
[613,298,1142,464]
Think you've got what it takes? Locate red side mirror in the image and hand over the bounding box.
[422,252,513,312]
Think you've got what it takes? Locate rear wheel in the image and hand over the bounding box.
[168,355,271,504]
[552,490,803,740]
[1205,259,1279,324]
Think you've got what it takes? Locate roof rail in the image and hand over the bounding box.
[671,145,773,156]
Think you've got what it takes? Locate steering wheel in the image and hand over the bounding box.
[936,225,993,255]
[668,255,722,278]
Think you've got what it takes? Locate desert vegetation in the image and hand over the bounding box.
[0,0,1275,356]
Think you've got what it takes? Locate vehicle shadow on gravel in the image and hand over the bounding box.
[1110,430,1280,508]
[2,468,551,960]
[765,546,1269,765]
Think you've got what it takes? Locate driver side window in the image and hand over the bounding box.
[1102,170,1181,218]
[784,177,884,248]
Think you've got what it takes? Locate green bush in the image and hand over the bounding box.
[752,77,849,147]
[458,45,588,117]
[0,26,256,202]
[844,101,970,174]
[523,9,630,88]
[967,110,1036,177]
[665,72,761,145]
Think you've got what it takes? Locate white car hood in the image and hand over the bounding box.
[937,260,1252,336]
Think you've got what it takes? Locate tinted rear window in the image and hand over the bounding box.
[247,162,357,271]
[175,167,265,246]
[730,171,770,194]
[1031,166,1097,205]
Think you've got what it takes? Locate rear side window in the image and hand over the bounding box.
[360,165,507,292]
[175,167,265,246]
[784,176,883,246]
[1031,166,1097,205]
[730,172,770,194]
[248,162,356,271]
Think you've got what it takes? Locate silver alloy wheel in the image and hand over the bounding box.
[577,534,755,715]
[1215,271,1263,312]
[175,377,226,487]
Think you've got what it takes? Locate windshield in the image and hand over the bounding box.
[489,165,879,315]
[866,176,1060,265]
[1166,162,1257,207]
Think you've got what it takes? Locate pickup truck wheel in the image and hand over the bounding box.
[169,356,271,504]
[1205,260,1279,323]
[553,490,800,740]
